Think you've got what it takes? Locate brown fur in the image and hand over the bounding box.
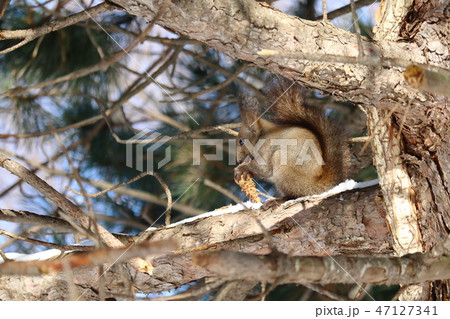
[234,79,350,208]
[264,80,351,187]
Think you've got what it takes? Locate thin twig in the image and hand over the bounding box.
[1,23,153,97]
[349,136,369,143]
[149,280,226,301]
[0,49,180,140]
[66,171,173,226]
[182,49,263,98]
[0,152,124,248]
[0,114,103,139]
[304,283,351,301]
[0,249,11,262]
[321,0,328,21]
[67,171,152,198]
[203,178,241,204]
[0,2,111,55]
[0,229,95,251]
[359,105,398,155]
[117,123,241,144]
[351,282,369,300]
[0,149,202,216]
[350,0,364,59]
[0,208,136,243]
[160,64,249,102]
[316,0,378,21]
[52,126,101,246]
[0,121,105,201]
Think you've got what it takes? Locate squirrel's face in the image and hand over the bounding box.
[236,123,262,164]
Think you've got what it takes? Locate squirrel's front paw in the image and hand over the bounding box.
[234,165,251,181]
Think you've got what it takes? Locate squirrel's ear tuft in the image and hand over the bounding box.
[238,93,262,125]
[241,108,260,127]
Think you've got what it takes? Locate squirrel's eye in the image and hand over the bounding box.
[239,139,244,146]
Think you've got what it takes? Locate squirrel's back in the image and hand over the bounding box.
[264,80,350,188]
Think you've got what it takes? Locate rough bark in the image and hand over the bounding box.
[0,186,392,299]
[367,107,422,255]
[0,0,448,300]
[193,251,450,286]
[371,0,450,299]
[109,0,446,108]
[105,0,450,257]
[371,0,449,256]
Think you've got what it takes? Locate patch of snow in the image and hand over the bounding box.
[164,201,262,229]
[0,248,63,263]
[152,179,378,230]
[283,179,379,206]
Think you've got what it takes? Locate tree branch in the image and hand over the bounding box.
[0,240,175,276]
[0,149,203,216]
[0,152,123,248]
[315,0,379,21]
[0,2,111,55]
[108,0,429,111]
[1,23,153,97]
[0,208,134,244]
[0,185,392,298]
[193,250,450,286]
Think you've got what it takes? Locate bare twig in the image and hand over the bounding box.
[182,49,263,98]
[0,229,95,251]
[52,127,101,246]
[203,178,241,204]
[120,123,241,144]
[0,49,182,141]
[321,0,327,21]
[316,0,378,21]
[161,64,249,102]
[0,208,136,243]
[350,0,364,59]
[1,23,153,97]
[0,0,10,20]
[149,280,226,300]
[130,103,190,132]
[0,208,81,234]
[304,283,350,301]
[0,121,105,201]
[0,2,111,55]
[0,240,176,275]
[0,152,123,248]
[67,171,151,198]
[0,248,11,262]
[67,171,173,226]
[0,149,202,216]
[0,114,103,139]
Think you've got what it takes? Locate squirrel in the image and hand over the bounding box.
[234,78,351,210]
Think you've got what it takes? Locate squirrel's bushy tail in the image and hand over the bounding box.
[264,78,350,185]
